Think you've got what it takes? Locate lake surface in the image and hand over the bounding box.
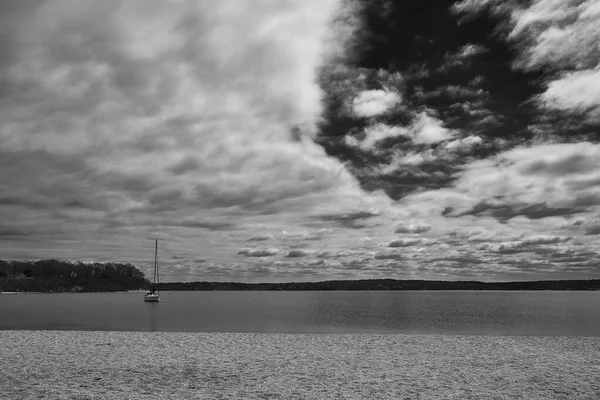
[1,291,599,336]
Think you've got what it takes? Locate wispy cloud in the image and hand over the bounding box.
[352,89,401,117]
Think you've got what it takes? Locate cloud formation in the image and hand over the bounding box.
[0,0,400,275]
[394,223,431,234]
[388,237,425,248]
[454,0,600,124]
[540,69,600,117]
[454,142,600,210]
[2,0,600,283]
[238,248,279,258]
[352,89,401,117]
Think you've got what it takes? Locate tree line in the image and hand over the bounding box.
[160,278,600,291]
[0,259,149,292]
[2,260,599,292]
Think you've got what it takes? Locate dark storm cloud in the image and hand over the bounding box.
[328,0,542,135]
[454,0,600,130]
[317,0,545,200]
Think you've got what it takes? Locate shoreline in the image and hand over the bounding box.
[3,277,600,293]
[2,331,599,399]
[4,288,600,294]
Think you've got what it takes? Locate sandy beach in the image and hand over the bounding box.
[1,331,599,399]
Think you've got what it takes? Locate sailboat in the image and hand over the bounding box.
[144,239,160,302]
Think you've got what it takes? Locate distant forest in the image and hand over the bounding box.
[161,279,600,291]
[1,259,600,292]
[0,259,149,292]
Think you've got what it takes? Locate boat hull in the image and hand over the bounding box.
[144,293,160,302]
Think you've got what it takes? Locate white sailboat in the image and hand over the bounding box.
[144,239,160,302]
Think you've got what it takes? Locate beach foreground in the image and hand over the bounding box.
[1,331,599,399]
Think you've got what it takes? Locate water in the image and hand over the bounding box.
[1,291,599,336]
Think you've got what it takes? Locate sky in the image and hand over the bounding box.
[1,0,600,283]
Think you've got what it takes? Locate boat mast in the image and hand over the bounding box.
[153,239,158,293]
[155,239,159,294]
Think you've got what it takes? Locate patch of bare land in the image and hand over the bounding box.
[1,331,599,399]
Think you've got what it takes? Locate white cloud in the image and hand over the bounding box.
[506,0,600,121]
[510,1,575,38]
[540,68,600,117]
[452,0,502,15]
[401,188,478,217]
[357,236,377,248]
[454,142,600,208]
[411,112,454,144]
[458,44,488,58]
[378,135,479,175]
[454,1,600,122]
[398,142,600,240]
[509,0,600,65]
[345,123,410,151]
[378,150,437,174]
[441,44,488,69]
[580,1,600,18]
[352,89,401,117]
[445,135,482,150]
[401,150,437,165]
[281,231,310,240]
[467,231,524,243]
[520,235,570,245]
[346,112,452,153]
[237,248,279,257]
[476,234,572,253]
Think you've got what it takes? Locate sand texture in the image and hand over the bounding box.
[1,331,599,399]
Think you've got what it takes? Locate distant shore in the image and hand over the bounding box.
[1,331,598,399]
[3,260,600,292]
[159,278,600,292]
[3,278,600,293]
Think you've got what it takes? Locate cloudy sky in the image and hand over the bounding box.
[1,0,600,283]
